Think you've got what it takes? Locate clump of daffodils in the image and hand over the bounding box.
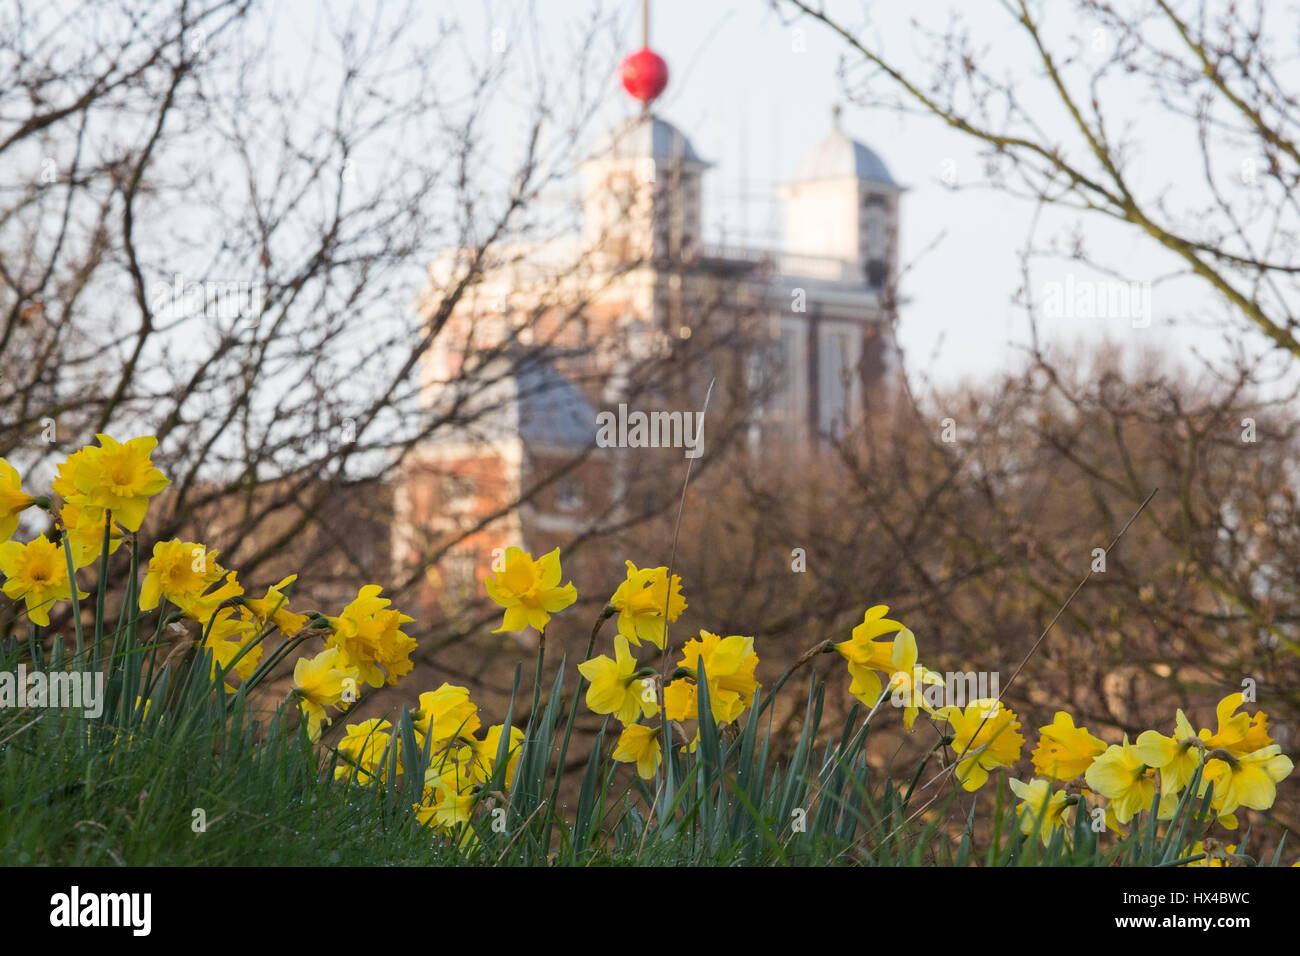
[0,437,412,730]
[325,682,525,841]
[413,705,526,837]
[824,601,1293,855]
[1071,694,1275,832]
[0,439,1293,862]
[573,563,761,779]
[663,631,762,757]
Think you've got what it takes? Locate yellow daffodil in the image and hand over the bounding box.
[335,719,398,784]
[182,570,244,624]
[415,770,476,831]
[0,536,85,627]
[291,647,359,742]
[1203,745,1294,821]
[1090,798,1129,837]
[478,723,525,789]
[836,605,905,706]
[664,676,697,722]
[139,538,229,613]
[885,628,943,729]
[426,736,491,789]
[1134,709,1203,795]
[1084,736,1155,824]
[1198,693,1273,758]
[675,631,760,726]
[55,434,169,532]
[936,698,1025,792]
[608,561,686,649]
[484,546,577,634]
[1031,711,1107,781]
[50,446,92,500]
[201,606,262,692]
[326,585,417,688]
[1008,777,1070,846]
[577,634,657,725]
[1156,784,1185,820]
[59,501,123,569]
[243,574,309,635]
[0,458,36,541]
[412,683,482,750]
[613,723,661,780]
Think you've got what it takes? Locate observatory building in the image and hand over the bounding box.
[396,39,904,619]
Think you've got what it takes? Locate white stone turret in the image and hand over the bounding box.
[779,109,902,290]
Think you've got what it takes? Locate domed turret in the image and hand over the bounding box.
[794,124,895,185]
[780,108,901,289]
[581,112,710,263]
[593,113,706,167]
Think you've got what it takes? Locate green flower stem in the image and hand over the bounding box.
[136,598,173,709]
[59,525,85,669]
[244,630,310,691]
[92,511,113,671]
[527,627,546,736]
[105,534,140,725]
[542,607,611,855]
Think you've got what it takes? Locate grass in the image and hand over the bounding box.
[0,622,1258,867]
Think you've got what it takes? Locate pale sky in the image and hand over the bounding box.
[520,0,1281,389]
[278,0,1292,391]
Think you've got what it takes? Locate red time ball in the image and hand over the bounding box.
[620,47,668,104]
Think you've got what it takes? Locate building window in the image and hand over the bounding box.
[865,258,888,289]
[775,320,807,427]
[864,210,885,251]
[860,194,889,288]
[818,325,858,438]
